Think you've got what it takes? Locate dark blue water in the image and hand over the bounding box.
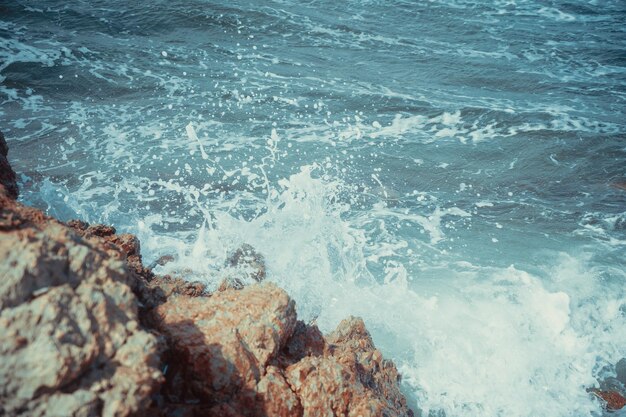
[2,1,626,415]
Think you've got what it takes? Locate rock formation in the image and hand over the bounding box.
[0,144,163,416]
[0,131,413,416]
[151,282,410,417]
[0,130,19,199]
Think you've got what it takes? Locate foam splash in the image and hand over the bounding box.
[135,164,626,417]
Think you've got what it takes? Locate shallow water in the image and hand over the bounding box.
[2,1,626,415]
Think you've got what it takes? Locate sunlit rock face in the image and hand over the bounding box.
[0,195,163,417]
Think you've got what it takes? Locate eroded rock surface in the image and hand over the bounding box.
[0,195,163,416]
[153,283,298,412]
[152,284,411,417]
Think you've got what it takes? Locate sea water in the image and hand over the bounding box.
[1,1,625,415]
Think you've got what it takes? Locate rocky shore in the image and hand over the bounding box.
[0,131,412,416]
[3,131,625,417]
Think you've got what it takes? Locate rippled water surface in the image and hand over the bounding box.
[2,1,626,415]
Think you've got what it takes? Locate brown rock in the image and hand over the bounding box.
[151,285,410,417]
[152,283,297,408]
[257,366,302,416]
[285,317,410,417]
[85,223,117,237]
[149,274,207,300]
[0,130,19,199]
[0,130,9,156]
[281,320,325,365]
[148,254,176,269]
[218,275,246,292]
[0,195,163,417]
[217,244,267,292]
[65,218,166,311]
[590,388,626,411]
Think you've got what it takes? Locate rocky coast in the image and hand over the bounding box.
[0,130,412,416]
[2,131,625,417]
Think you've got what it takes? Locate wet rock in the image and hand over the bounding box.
[149,274,207,300]
[0,130,9,156]
[281,320,326,365]
[148,254,176,269]
[0,130,19,199]
[226,243,266,282]
[0,198,163,416]
[286,316,410,417]
[66,218,90,231]
[218,244,266,292]
[218,275,246,292]
[85,223,117,237]
[589,389,626,411]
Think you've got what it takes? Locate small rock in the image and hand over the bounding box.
[149,274,207,299]
[226,243,266,283]
[218,276,245,292]
[85,223,117,237]
[148,254,176,269]
[0,130,19,199]
[66,219,89,231]
[590,388,626,411]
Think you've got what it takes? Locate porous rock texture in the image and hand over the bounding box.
[0,131,412,417]
[0,174,163,416]
[152,287,411,417]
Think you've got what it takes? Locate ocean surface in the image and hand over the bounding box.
[2,1,626,415]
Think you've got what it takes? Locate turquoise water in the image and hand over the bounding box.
[2,1,626,415]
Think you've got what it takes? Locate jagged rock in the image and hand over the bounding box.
[281,320,326,365]
[218,275,246,291]
[65,218,166,311]
[218,244,266,291]
[286,317,410,417]
[0,130,19,199]
[152,285,411,417]
[256,366,302,416]
[149,275,207,300]
[0,194,163,417]
[148,254,176,270]
[152,283,298,409]
[0,130,9,156]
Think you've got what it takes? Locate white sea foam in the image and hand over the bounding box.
[129,165,626,417]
